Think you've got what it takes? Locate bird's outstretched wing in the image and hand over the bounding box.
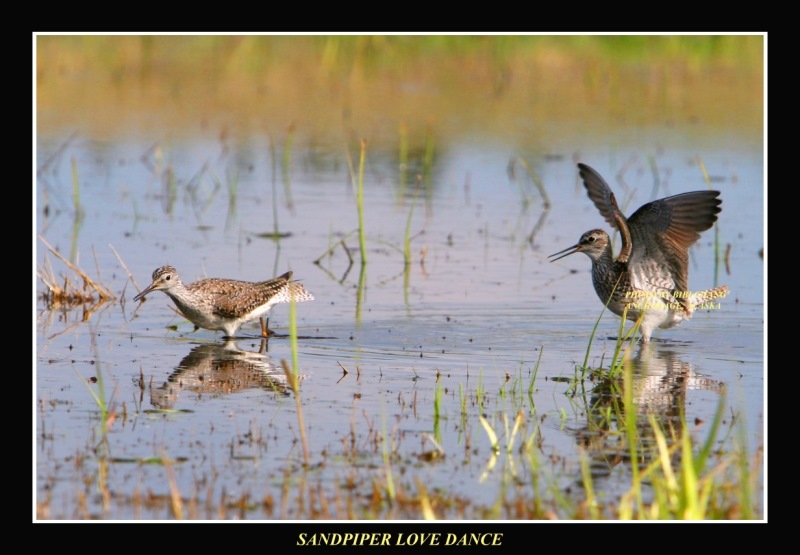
[626,191,722,297]
[578,163,633,262]
[578,163,623,230]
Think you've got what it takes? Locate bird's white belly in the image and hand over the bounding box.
[622,293,690,330]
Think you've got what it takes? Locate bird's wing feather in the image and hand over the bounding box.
[578,163,623,230]
[626,191,722,296]
[579,163,633,263]
[187,276,291,320]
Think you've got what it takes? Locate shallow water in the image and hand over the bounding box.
[35,127,763,519]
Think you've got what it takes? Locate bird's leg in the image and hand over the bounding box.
[260,317,274,337]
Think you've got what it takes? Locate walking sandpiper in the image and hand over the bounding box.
[133,266,314,338]
[549,163,729,342]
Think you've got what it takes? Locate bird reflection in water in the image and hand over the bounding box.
[569,343,725,483]
[149,339,293,409]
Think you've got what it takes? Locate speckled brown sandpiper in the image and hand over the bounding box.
[133,266,314,338]
[549,163,729,342]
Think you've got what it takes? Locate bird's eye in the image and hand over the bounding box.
[587,236,595,243]
[165,275,171,281]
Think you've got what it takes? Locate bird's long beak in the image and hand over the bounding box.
[133,282,157,302]
[548,243,581,262]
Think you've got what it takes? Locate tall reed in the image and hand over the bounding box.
[357,139,368,265]
[282,297,309,467]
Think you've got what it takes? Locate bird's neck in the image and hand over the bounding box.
[590,245,626,295]
[589,243,616,268]
[163,284,195,309]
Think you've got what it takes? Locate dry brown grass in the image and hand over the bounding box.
[37,235,115,309]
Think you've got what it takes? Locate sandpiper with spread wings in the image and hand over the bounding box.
[549,163,728,342]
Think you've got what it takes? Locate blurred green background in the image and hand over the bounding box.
[36,35,763,145]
